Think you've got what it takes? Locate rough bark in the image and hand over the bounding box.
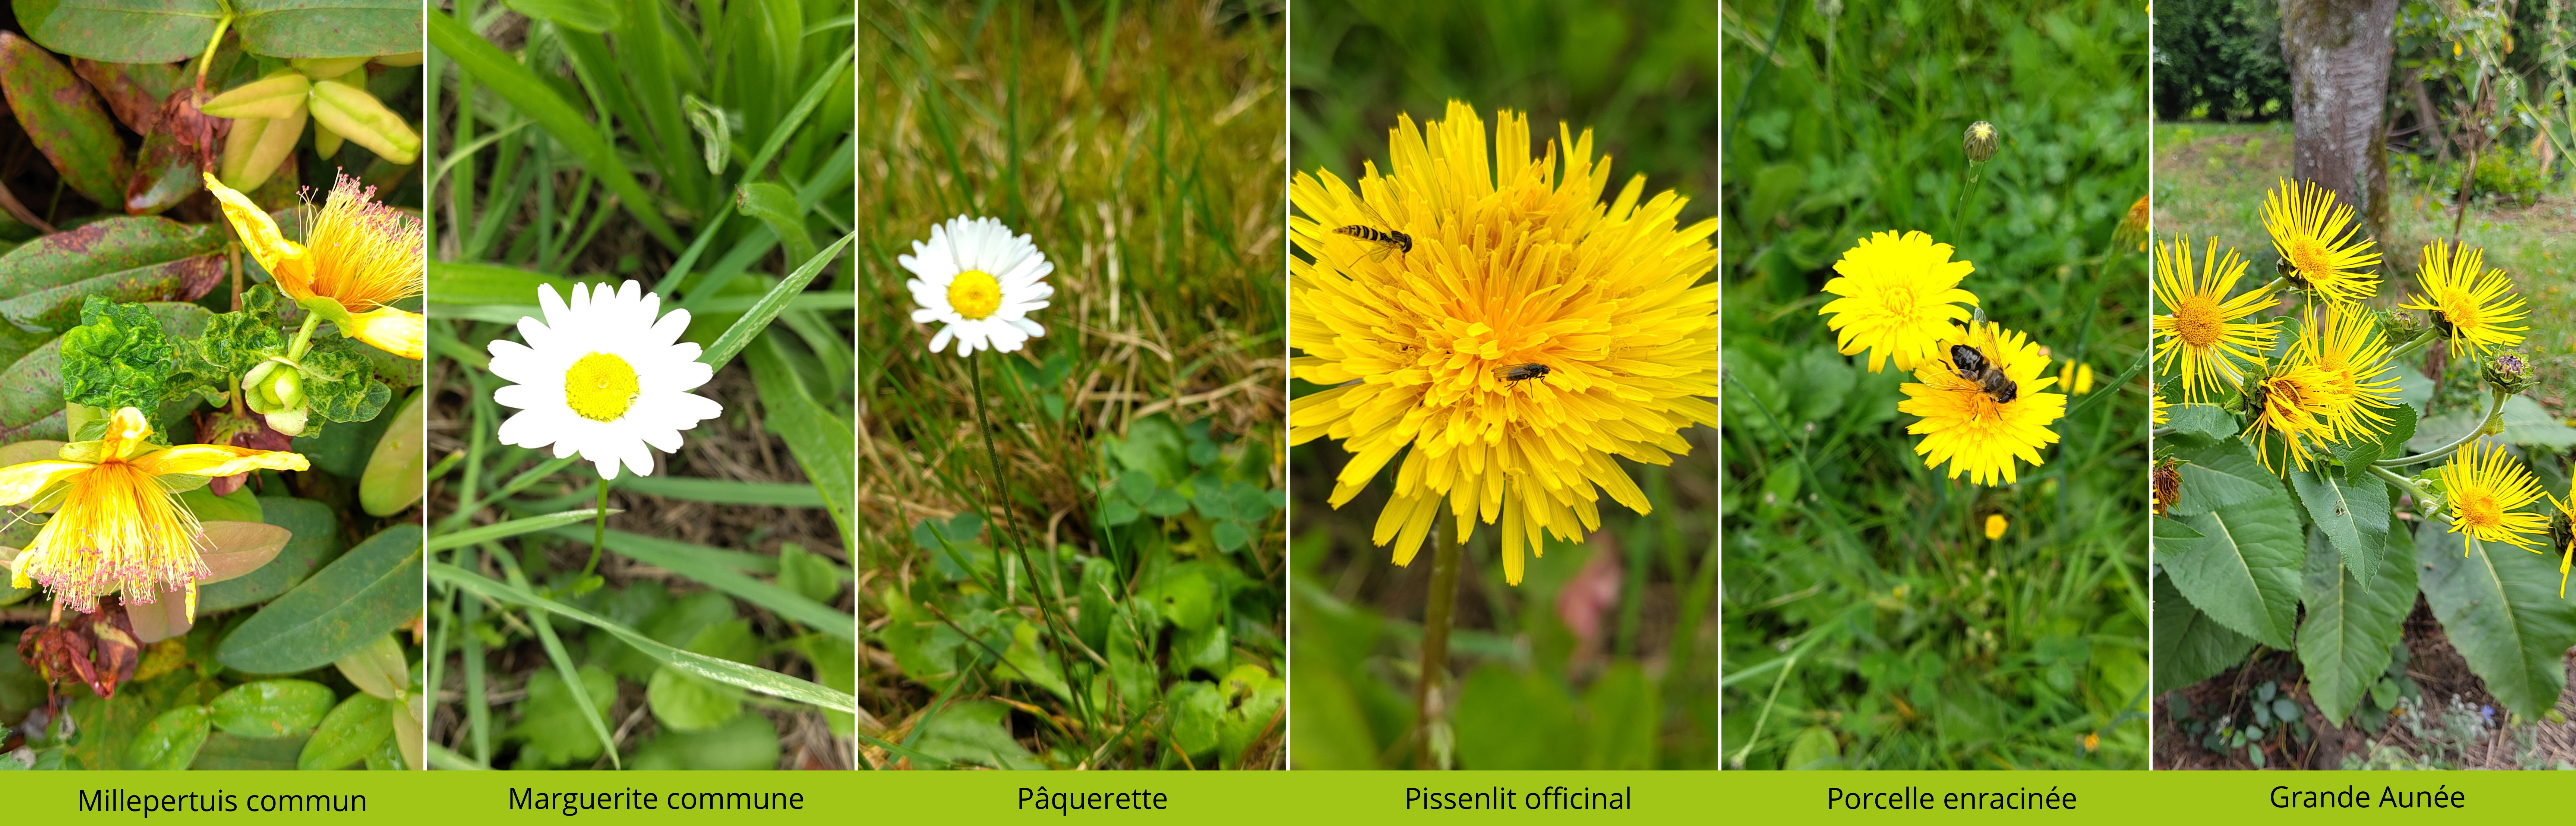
[2281,0,2402,240]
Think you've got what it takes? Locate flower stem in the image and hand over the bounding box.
[286,311,323,360]
[1414,521,1461,770]
[2384,327,2441,366]
[2377,388,2508,468]
[580,477,609,581]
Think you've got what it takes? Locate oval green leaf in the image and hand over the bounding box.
[208,679,334,738]
[0,32,133,207]
[295,692,390,769]
[16,0,221,64]
[358,389,424,516]
[198,496,344,612]
[2295,516,2414,725]
[2417,520,2576,721]
[215,523,423,674]
[233,0,422,58]
[123,704,211,769]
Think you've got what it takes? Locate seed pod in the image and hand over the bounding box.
[1963,120,1998,163]
[200,69,311,120]
[307,79,419,164]
[291,56,371,79]
[222,105,305,192]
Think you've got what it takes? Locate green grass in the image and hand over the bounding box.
[857,1,1285,770]
[424,0,858,771]
[1721,0,2150,770]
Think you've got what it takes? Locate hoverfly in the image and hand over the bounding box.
[1332,195,1411,263]
[1947,344,2017,404]
[1494,363,1552,383]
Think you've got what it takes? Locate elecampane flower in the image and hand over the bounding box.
[2294,305,2402,447]
[899,216,1055,357]
[205,173,426,359]
[1287,101,1718,586]
[2438,441,2547,552]
[2241,361,2348,472]
[2151,237,2278,403]
[1896,321,2066,486]
[0,407,307,615]
[489,281,721,480]
[1817,230,1978,373]
[2543,494,2576,598]
[2398,239,2529,361]
[2263,178,2380,305]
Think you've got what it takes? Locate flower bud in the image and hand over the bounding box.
[307,79,420,164]
[2152,460,2181,516]
[2384,308,2425,339]
[2482,351,2534,395]
[1963,121,1998,163]
[199,69,310,120]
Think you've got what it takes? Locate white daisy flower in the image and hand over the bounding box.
[899,215,1055,356]
[488,280,722,480]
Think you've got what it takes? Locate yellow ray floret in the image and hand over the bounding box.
[1286,101,1717,587]
[205,173,427,359]
[2438,441,2547,553]
[1817,230,1979,373]
[2263,178,2380,305]
[2398,239,2528,361]
[0,407,308,616]
[2291,305,2401,448]
[1895,321,2065,486]
[2151,237,2278,404]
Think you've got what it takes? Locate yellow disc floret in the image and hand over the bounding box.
[948,270,1003,320]
[565,352,640,422]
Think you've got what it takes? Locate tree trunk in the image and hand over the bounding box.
[2407,69,2448,163]
[2281,0,2402,240]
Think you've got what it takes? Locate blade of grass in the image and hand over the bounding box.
[613,475,828,507]
[430,10,682,249]
[426,742,493,770]
[545,526,853,639]
[700,231,853,370]
[430,508,618,552]
[486,549,619,769]
[746,335,855,546]
[431,562,856,709]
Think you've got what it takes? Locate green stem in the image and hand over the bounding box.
[2377,389,2508,468]
[2384,327,2441,366]
[286,311,323,360]
[1414,522,1461,770]
[580,476,609,580]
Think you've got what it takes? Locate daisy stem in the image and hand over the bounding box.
[1414,521,1461,770]
[2376,389,2508,468]
[582,477,608,580]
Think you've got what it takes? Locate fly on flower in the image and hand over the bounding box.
[487,281,722,480]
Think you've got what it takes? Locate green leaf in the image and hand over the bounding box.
[296,693,391,770]
[423,261,610,305]
[646,620,752,732]
[2162,486,2302,650]
[122,705,211,770]
[16,0,223,63]
[0,217,220,299]
[2296,515,2415,726]
[733,183,817,268]
[698,232,853,370]
[1452,664,1579,769]
[2167,440,2279,518]
[1000,620,1072,702]
[2152,515,2203,543]
[233,0,422,58]
[296,339,393,426]
[428,508,610,551]
[59,297,173,412]
[615,475,826,507]
[2288,465,2390,586]
[331,634,406,700]
[2376,402,2418,457]
[208,680,334,738]
[1580,662,1658,769]
[788,633,855,738]
[2151,572,2254,694]
[1167,680,1223,755]
[774,542,840,605]
[503,0,618,32]
[198,496,342,612]
[216,524,423,674]
[427,11,677,248]
[0,32,131,206]
[501,665,614,770]
[178,485,263,524]
[358,388,424,515]
[745,335,853,546]
[0,339,64,440]
[2409,395,2576,454]
[2163,402,2237,445]
[1147,565,1217,631]
[429,563,853,710]
[555,526,852,639]
[0,256,224,332]
[188,732,307,769]
[2416,520,2576,721]
[628,712,780,770]
[909,699,1042,770]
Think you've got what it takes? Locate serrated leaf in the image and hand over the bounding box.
[2152,573,2255,694]
[2153,515,2204,544]
[2288,465,2390,585]
[501,665,613,770]
[2416,520,2576,721]
[2163,488,2302,650]
[2296,514,2415,726]
[2167,439,2279,518]
[2163,402,2237,445]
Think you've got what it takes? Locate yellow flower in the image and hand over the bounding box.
[1818,231,1979,373]
[204,173,426,360]
[2116,193,2149,252]
[2541,494,2576,598]
[1984,514,2008,540]
[2398,239,2528,361]
[2240,361,2348,472]
[2263,178,2380,305]
[2293,305,2402,447]
[1286,101,1717,586]
[2152,237,2279,403]
[2437,441,2547,552]
[0,408,308,616]
[1896,321,2066,485]
[2060,362,2094,395]
[2152,391,2169,425]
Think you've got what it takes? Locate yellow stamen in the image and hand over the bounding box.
[565,353,640,422]
[949,270,1002,319]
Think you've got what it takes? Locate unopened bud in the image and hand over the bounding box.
[2483,351,2534,395]
[199,69,310,120]
[2385,308,2426,338]
[307,80,420,164]
[1963,121,1998,163]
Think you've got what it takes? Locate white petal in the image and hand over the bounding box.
[927,325,956,354]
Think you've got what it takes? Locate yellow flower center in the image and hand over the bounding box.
[2285,238,2332,281]
[565,352,639,422]
[2456,491,2503,530]
[2172,294,2226,347]
[949,270,1003,320]
[2438,291,2480,328]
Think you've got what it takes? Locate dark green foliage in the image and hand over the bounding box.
[59,296,171,412]
[2151,0,2291,121]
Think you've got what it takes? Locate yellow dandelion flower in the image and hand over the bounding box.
[2437,441,2547,552]
[2398,239,2528,361]
[0,407,308,616]
[2151,237,2279,403]
[2263,178,2380,305]
[1285,101,1717,587]
[2060,362,2095,395]
[205,173,427,360]
[1817,230,1979,373]
[2293,305,2402,447]
[1984,514,2008,540]
[2240,361,2349,472]
[1896,321,2065,485]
